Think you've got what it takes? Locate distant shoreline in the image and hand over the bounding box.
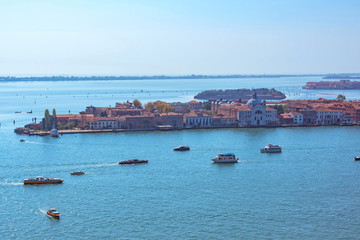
[0,74,326,82]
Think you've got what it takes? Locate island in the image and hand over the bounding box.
[303,80,360,90]
[194,88,286,100]
[15,92,360,137]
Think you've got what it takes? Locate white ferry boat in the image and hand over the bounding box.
[260,144,282,153]
[23,176,64,185]
[212,153,238,163]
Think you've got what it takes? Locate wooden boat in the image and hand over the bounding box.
[70,171,85,175]
[119,159,148,165]
[23,176,64,185]
[47,208,60,219]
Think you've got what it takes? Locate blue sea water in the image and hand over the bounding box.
[1,77,360,239]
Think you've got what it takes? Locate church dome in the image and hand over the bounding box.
[246,91,266,107]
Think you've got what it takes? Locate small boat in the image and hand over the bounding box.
[50,129,59,138]
[260,144,282,153]
[46,208,60,219]
[173,146,190,151]
[23,176,64,185]
[119,159,148,165]
[212,153,238,163]
[70,171,85,175]
[20,139,25,142]
[27,110,32,114]
[15,111,21,113]
[355,156,360,161]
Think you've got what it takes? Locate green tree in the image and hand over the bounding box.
[68,121,76,129]
[336,94,346,101]
[156,103,173,113]
[273,104,287,115]
[145,102,154,112]
[133,99,142,109]
[201,101,212,110]
[44,109,51,130]
[52,108,57,128]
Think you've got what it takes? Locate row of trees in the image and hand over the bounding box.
[43,109,57,130]
[134,99,174,113]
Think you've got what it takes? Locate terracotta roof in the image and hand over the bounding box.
[279,113,293,119]
[265,107,276,111]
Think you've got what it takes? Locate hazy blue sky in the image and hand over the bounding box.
[0,0,359,75]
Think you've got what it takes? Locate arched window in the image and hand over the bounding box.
[255,110,262,114]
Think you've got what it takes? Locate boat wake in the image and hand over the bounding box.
[79,162,118,168]
[23,141,52,146]
[0,181,23,186]
[39,208,47,215]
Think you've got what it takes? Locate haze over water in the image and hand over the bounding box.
[1,77,360,239]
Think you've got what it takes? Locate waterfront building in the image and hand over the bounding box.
[236,106,252,126]
[315,108,343,125]
[89,117,126,130]
[342,114,354,124]
[212,115,238,127]
[160,113,184,129]
[299,109,317,125]
[290,112,304,125]
[241,92,278,126]
[125,115,155,129]
[185,111,213,128]
[278,113,294,125]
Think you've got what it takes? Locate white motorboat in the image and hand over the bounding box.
[260,144,282,153]
[212,153,238,163]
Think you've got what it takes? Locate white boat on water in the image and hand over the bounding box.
[50,129,59,138]
[212,153,238,163]
[260,144,282,153]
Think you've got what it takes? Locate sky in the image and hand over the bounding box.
[0,0,359,76]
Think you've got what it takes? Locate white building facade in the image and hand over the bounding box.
[185,112,213,128]
[237,92,278,126]
[89,119,126,130]
[290,112,304,125]
[316,109,343,125]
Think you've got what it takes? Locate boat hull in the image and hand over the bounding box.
[260,149,282,153]
[212,158,238,163]
[23,180,63,185]
[70,171,85,175]
[119,160,148,165]
[47,212,60,219]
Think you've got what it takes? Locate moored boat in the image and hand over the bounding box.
[173,146,190,151]
[50,129,59,138]
[212,153,238,163]
[260,144,282,153]
[119,159,148,165]
[70,171,85,175]
[46,208,60,219]
[355,156,360,161]
[23,176,64,185]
